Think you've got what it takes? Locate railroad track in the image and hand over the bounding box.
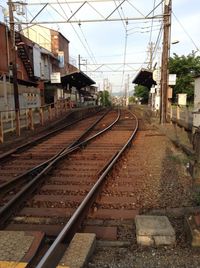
[0,108,138,268]
[0,108,109,181]
[0,108,113,196]
[0,109,117,219]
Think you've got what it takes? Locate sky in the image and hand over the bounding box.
[0,0,200,95]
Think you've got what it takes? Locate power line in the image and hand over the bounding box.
[49,1,97,65]
[85,62,148,65]
[126,0,145,17]
[127,27,161,36]
[120,25,128,91]
[172,11,199,52]
[64,0,98,64]
[148,0,156,46]
[84,69,137,72]
[145,0,164,18]
[127,23,162,32]
[66,1,96,63]
[113,0,126,31]
[151,24,163,62]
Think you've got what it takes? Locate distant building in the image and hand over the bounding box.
[0,22,42,110]
[0,22,96,111]
[22,25,96,106]
[23,25,77,75]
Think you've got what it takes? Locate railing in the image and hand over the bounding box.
[168,105,194,130]
[0,99,70,143]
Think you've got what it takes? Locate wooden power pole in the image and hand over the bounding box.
[8,0,20,135]
[160,0,172,124]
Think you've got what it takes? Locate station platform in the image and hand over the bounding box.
[0,231,44,268]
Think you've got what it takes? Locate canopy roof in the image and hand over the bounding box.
[132,68,156,89]
[61,70,95,89]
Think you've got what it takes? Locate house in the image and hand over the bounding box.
[0,22,96,112]
[0,22,42,110]
[22,24,96,106]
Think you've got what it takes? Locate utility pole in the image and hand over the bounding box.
[8,0,20,135]
[126,74,129,106]
[148,42,154,70]
[78,54,81,70]
[160,0,172,124]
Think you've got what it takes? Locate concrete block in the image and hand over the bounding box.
[57,233,96,268]
[136,235,154,246]
[154,235,176,246]
[185,215,200,247]
[135,215,175,246]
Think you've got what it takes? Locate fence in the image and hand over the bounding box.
[0,99,70,143]
[168,105,194,130]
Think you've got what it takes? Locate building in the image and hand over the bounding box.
[0,22,41,111]
[0,22,96,112]
[23,25,96,106]
[132,68,157,107]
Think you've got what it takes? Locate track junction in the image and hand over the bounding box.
[0,107,139,267]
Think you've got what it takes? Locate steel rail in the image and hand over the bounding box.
[36,110,138,268]
[0,109,120,228]
[0,108,110,195]
[0,107,102,163]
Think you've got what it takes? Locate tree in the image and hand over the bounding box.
[134,85,149,104]
[129,96,136,104]
[168,53,200,102]
[99,90,111,106]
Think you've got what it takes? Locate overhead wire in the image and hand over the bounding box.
[50,1,98,67]
[126,0,145,17]
[172,11,199,52]
[148,0,156,45]
[86,1,105,19]
[120,23,128,91]
[150,24,163,65]
[113,0,126,31]
[127,24,162,32]
[22,0,166,92]
[128,27,161,36]
[64,0,99,70]
[145,0,164,18]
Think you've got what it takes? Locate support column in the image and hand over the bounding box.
[160,0,172,124]
[190,129,200,182]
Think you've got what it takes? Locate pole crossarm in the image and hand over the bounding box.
[67,1,87,22]
[13,15,163,25]
[84,69,138,72]
[105,0,126,20]
[86,62,147,65]
[27,0,132,4]
[29,3,48,23]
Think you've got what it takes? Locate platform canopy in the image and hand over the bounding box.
[132,68,156,89]
[61,70,95,89]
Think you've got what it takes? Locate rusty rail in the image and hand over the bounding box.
[0,109,119,227]
[36,110,138,268]
[0,107,103,163]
